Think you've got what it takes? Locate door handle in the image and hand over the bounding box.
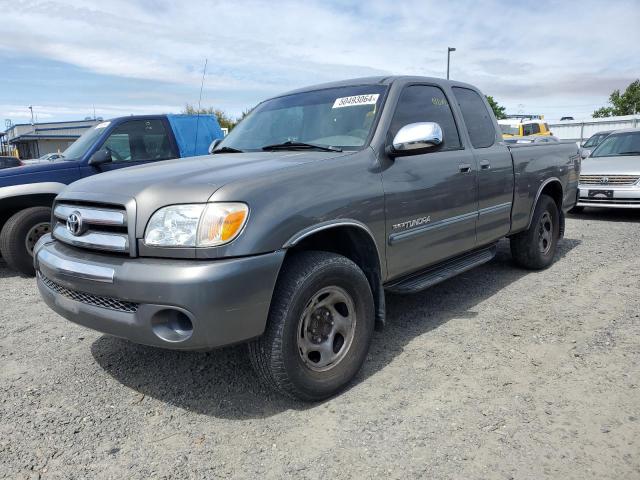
[458,163,472,173]
[480,160,491,170]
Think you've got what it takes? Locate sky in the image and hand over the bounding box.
[0,0,638,126]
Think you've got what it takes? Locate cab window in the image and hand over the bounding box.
[101,120,174,162]
[389,85,461,150]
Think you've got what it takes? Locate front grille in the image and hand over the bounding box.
[579,175,640,186]
[39,274,139,313]
[53,202,130,254]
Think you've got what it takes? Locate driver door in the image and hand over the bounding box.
[382,84,478,279]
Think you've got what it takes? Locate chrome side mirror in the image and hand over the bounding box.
[580,148,591,159]
[208,138,222,154]
[389,122,443,156]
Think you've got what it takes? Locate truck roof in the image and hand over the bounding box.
[277,75,481,98]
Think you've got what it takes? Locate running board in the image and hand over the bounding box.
[385,244,497,294]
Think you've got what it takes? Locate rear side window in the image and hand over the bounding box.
[452,87,496,148]
[389,85,461,151]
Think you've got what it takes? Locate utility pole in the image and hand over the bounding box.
[28,105,34,125]
[447,47,456,80]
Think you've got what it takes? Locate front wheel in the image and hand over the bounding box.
[510,194,560,270]
[0,207,52,276]
[248,251,375,401]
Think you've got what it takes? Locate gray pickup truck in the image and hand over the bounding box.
[34,76,580,400]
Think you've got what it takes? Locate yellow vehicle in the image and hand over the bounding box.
[498,119,553,138]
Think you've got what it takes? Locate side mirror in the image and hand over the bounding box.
[388,122,443,157]
[88,148,112,166]
[208,139,222,154]
[580,149,591,159]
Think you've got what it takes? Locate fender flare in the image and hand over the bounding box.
[0,182,67,202]
[526,177,563,230]
[283,219,383,270]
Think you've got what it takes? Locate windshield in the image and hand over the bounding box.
[218,85,388,152]
[500,124,520,136]
[591,132,640,157]
[583,132,609,148]
[61,122,110,160]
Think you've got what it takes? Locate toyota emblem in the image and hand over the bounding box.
[66,211,84,236]
[599,177,609,184]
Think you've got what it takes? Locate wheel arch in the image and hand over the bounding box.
[283,220,386,330]
[526,178,564,236]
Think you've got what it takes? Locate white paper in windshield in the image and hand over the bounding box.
[332,94,379,109]
[95,121,111,129]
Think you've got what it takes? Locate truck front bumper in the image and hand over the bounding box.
[34,235,285,350]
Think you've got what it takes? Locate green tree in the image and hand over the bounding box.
[593,79,640,118]
[183,104,237,131]
[486,95,507,120]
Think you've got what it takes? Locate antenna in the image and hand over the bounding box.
[193,58,208,156]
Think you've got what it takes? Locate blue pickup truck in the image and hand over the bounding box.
[0,114,223,275]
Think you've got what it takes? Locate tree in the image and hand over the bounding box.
[486,95,507,120]
[183,104,237,131]
[593,79,640,118]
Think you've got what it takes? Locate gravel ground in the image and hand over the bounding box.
[1,209,639,479]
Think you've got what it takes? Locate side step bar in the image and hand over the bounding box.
[385,244,497,294]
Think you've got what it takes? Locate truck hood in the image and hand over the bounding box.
[0,159,80,187]
[581,155,640,176]
[62,151,352,206]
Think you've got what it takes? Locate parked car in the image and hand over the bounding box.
[0,114,224,275]
[498,119,553,138]
[0,156,23,170]
[574,128,640,211]
[579,130,613,159]
[34,76,580,400]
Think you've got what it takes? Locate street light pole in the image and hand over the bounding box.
[447,47,456,80]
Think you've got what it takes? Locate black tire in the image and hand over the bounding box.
[510,194,560,270]
[569,206,584,214]
[248,251,375,401]
[0,207,52,276]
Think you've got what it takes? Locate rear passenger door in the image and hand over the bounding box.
[452,87,514,246]
[382,84,478,279]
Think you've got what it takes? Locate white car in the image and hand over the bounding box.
[576,128,640,210]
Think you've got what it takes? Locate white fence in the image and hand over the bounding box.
[548,115,640,142]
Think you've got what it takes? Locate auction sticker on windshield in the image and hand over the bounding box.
[332,94,379,109]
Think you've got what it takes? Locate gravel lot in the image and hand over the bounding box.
[1,209,639,479]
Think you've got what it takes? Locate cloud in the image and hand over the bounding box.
[0,0,638,120]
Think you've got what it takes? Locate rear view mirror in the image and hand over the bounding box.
[388,122,443,156]
[580,149,591,159]
[88,148,112,166]
[208,139,222,154]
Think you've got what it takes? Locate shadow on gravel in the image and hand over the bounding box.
[0,260,20,279]
[568,208,640,223]
[91,237,581,420]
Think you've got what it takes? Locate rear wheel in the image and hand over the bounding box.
[248,251,374,401]
[510,194,560,270]
[0,207,52,276]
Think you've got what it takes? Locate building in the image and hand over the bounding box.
[3,119,100,159]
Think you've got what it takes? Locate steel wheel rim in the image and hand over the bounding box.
[538,212,553,255]
[25,222,50,256]
[297,285,357,372]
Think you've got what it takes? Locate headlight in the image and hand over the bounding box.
[144,203,249,247]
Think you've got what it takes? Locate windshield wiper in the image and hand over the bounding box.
[619,151,640,155]
[212,146,244,154]
[262,141,342,152]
